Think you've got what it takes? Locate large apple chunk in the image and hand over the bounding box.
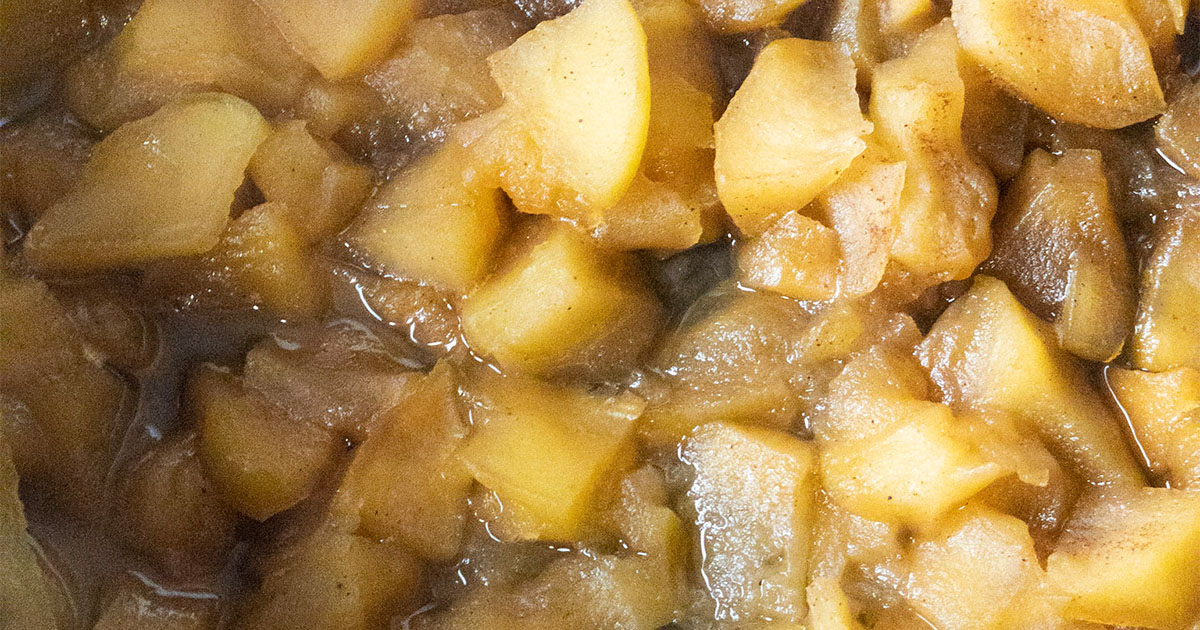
[487,0,651,219]
[714,38,871,236]
[25,93,269,272]
[257,0,417,81]
[952,0,1165,128]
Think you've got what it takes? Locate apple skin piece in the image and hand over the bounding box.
[714,38,871,237]
[486,0,651,222]
[25,93,270,273]
[952,0,1165,129]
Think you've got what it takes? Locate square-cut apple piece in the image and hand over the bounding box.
[1108,366,1200,489]
[26,93,269,273]
[714,38,871,236]
[457,369,643,541]
[953,0,1164,129]
[1048,487,1200,629]
[487,0,651,219]
[257,0,417,81]
[1130,203,1200,372]
[737,211,841,302]
[917,275,1142,485]
[461,222,662,379]
[683,422,815,623]
[341,143,509,293]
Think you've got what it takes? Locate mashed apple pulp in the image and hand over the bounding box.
[2,0,1200,628]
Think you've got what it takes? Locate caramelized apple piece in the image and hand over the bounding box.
[238,527,422,630]
[918,276,1142,485]
[1108,366,1200,488]
[1130,203,1200,372]
[737,211,841,302]
[0,430,62,630]
[142,202,324,318]
[1047,487,1200,629]
[93,576,220,630]
[984,149,1134,362]
[189,365,342,521]
[65,0,312,130]
[458,369,642,541]
[461,222,662,379]
[117,432,238,577]
[333,363,473,560]
[257,0,417,81]
[1156,80,1200,180]
[683,422,815,623]
[692,0,811,32]
[869,24,996,284]
[0,110,95,220]
[248,121,374,243]
[486,0,651,219]
[953,0,1165,128]
[342,143,509,293]
[26,93,270,272]
[715,38,871,236]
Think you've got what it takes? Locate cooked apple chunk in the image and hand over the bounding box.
[737,211,841,302]
[341,143,509,293]
[26,93,269,273]
[1047,487,1200,629]
[486,0,651,220]
[461,222,662,379]
[984,149,1134,362]
[1108,366,1200,489]
[0,430,62,630]
[683,422,815,623]
[714,38,871,237]
[952,0,1165,129]
[1157,80,1200,179]
[457,369,643,541]
[1131,203,1200,372]
[918,276,1142,485]
[256,0,417,81]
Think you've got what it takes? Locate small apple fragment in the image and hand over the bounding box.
[984,149,1134,362]
[1130,203,1200,372]
[237,526,423,630]
[461,222,662,379]
[26,93,270,273]
[1157,80,1200,179]
[333,363,474,561]
[737,211,841,302]
[918,276,1143,485]
[1047,487,1200,629]
[691,0,811,32]
[0,110,95,221]
[142,202,325,319]
[683,422,815,624]
[1108,366,1200,489]
[714,38,871,237]
[341,143,509,293]
[189,365,342,521]
[952,0,1165,129]
[869,23,996,284]
[457,369,643,541]
[256,0,418,81]
[0,428,62,630]
[248,121,374,243]
[486,0,651,220]
[93,575,220,630]
[65,0,312,130]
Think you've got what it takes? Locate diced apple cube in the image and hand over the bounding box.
[142,202,324,318]
[189,365,341,521]
[341,143,509,293]
[457,370,643,541]
[589,173,705,251]
[461,222,662,379]
[487,0,651,219]
[917,276,1142,485]
[738,211,841,302]
[984,149,1134,362]
[26,93,270,272]
[333,363,473,560]
[256,0,417,81]
[248,121,373,242]
[1157,80,1200,180]
[1130,203,1200,372]
[1047,487,1200,629]
[715,38,871,236]
[682,422,815,623]
[1108,366,1200,489]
